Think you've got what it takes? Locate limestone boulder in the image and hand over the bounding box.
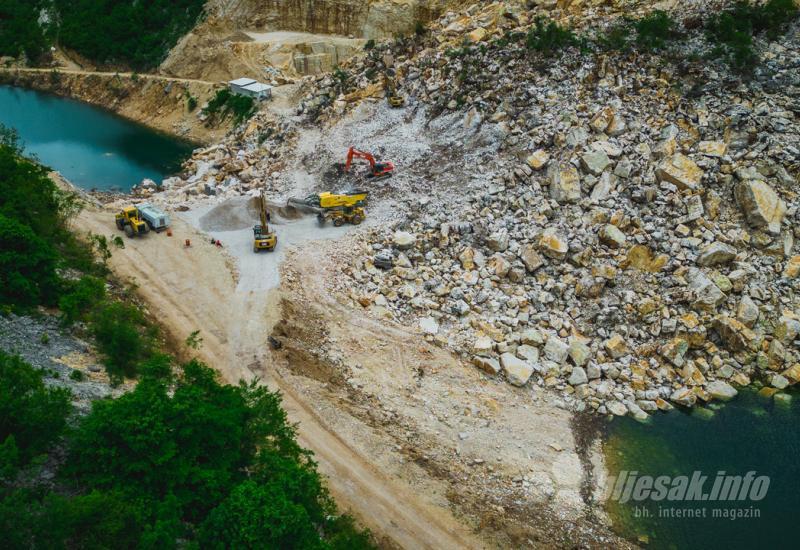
[544,337,569,364]
[655,153,703,190]
[568,367,588,386]
[486,229,509,252]
[714,315,760,352]
[580,150,611,176]
[549,165,581,203]
[500,353,534,386]
[736,296,759,328]
[734,180,786,234]
[599,224,626,248]
[670,387,697,407]
[707,380,738,401]
[519,244,544,273]
[526,150,550,170]
[686,268,726,311]
[473,355,501,375]
[393,231,416,250]
[696,242,737,266]
[539,228,568,259]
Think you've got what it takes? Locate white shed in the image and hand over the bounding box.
[241,82,272,101]
[228,77,256,95]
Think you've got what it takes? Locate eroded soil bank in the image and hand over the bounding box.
[0,69,223,144]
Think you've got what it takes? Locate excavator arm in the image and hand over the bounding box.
[258,190,269,228]
[345,147,376,172]
[344,147,395,179]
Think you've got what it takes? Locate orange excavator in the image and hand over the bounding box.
[344,147,395,179]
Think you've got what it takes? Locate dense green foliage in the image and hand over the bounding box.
[706,0,799,71]
[0,1,49,62]
[0,1,47,61]
[633,10,680,51]
[90,301,156,381]
[0,351,71,477]
[202,89,257,125]
[58,275,106,325]
[55,0,206,69]
[0,125,155,382]
[0,126,87,308]
[0,357,373,548]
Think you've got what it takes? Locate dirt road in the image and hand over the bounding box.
[1,67,216,86]
[78,205,484,549]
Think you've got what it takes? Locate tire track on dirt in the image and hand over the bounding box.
[78,206,483,549]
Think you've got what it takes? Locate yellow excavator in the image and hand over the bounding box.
[253,190,277,252]
[384,74,405,108]
[115,206,149,238]
[290,190,368,227]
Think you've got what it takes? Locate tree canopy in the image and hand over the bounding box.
[55,0,206,69]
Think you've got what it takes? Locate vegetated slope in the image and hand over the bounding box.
[0,0,49,62]
[55,0,207,69]
[0,1,206,70]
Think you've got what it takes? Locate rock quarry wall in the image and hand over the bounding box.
[208,0,448,38]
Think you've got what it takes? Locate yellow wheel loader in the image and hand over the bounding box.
[115,206,149,238]
[300,191,368,227]
[253,190,277,252]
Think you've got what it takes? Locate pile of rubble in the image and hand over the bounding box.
[318,2,800,418]
[130,113,297,209]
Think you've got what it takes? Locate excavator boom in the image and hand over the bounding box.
[344,147,394,179]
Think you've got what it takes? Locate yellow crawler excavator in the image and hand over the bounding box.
[384,73,405,108]
[253,190,277,252]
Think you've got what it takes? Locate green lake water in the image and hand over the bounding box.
[605,389,800,549]
[0,85,194,191]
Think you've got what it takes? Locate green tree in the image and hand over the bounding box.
[65,361,373,547]
[55,0,206,69]
[58,275,106,325]
[90,301,155,380]
[0,352,71,474]
[0,1,49,61]
[0,214,59,307]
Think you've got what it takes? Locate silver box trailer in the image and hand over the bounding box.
[137,203,170,232]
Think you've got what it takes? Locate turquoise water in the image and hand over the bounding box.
[605,389,800,549]
[0,85,194,191]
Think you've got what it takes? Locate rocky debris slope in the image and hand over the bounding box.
[0,314,127,415]
[129,111,297,209]
[300,2,800,419]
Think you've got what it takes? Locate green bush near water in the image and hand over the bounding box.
[0,125,93,309]
[203,89,257,125]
